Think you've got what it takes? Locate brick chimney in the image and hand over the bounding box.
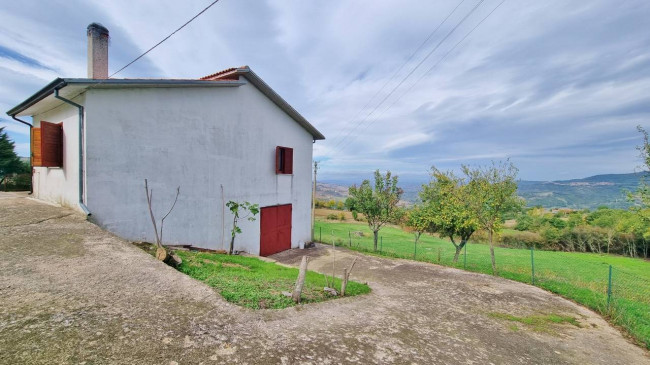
[87,23,109,79]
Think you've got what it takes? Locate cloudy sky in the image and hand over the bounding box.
[1,0,649,182]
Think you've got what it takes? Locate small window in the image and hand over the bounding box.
[32,121,63,168]
[275,146,293,174]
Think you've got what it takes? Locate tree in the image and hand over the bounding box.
[464,161,522,275]
[144,179,181,263]
[587,208,620,254]
[0,127,26,183]
[420,168,478,262]
[226,201,259,255]
[347,170,403,251]
[404,205,432,253]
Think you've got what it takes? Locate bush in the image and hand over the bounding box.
[351,210,359,221]
[338,212,345,221]
[326,213,338,220]
[500,230,545,249]
[515,214,533,231]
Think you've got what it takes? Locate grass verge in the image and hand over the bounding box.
[315,220,650,349]
[488,312,580,333]
[163,249,371,309]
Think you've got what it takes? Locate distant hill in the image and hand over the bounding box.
[319,172,646,210]
[517,172,645,210]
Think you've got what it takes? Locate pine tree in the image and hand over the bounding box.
[0,127,25,181]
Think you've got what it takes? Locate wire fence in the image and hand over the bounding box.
[316,225,650,349]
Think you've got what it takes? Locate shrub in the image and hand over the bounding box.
[515,214,533,231]
[326,213,338,220]
[351,210,359,221]
[501,230,545,249]
[338,212,345,221]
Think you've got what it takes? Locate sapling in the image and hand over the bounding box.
[226,201,259,255]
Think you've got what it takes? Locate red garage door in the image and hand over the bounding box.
[260,204,292,256]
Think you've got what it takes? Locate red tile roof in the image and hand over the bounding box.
[200,66,249,81]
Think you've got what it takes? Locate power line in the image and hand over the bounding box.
[110,0,221,78]
[334,0,506,155]
[331,0,486,152]
[329,0,467,144]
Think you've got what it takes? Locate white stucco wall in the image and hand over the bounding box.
[84,81,314,254]
[31,95,85,211]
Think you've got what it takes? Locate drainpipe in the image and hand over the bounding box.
[54,88,91,216]
[10,115,33,195]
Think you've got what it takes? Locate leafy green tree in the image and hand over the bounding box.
[226,201,259,255]
[515,213,533,231]
[587,208,620,254]
[0,127,26,183]
[464,161,522,275]
[405,205,432,249]
[636,125,650,207]
[420,168,478,262]
[347,170,403,251]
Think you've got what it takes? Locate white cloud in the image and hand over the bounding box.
[1,0,650,181]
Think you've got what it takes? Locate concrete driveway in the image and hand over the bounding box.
[1,192,648,364]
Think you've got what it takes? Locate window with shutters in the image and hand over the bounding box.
[275,146,293,174]
[32,121,63,168]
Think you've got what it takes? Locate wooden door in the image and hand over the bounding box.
[260,204,292,256]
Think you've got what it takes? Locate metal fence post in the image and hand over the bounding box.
[319,227,321,242]
[531,246,535,285]
[464,243,467,270]
[607,265,613,309]
[414,240,417,259]
[348,230,351,247]
[380,236,383,254]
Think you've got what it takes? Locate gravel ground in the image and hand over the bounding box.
[1,192,648,364]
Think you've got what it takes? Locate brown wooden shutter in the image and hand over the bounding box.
[31,128,42,166]
[285,147,293,174]
[40,121,63,167]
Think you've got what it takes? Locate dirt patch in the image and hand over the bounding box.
[1,192,649,364]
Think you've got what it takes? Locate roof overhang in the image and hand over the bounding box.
[8,68,325,141]
[7,78,244,117]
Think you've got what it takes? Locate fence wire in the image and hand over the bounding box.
[316,223,650,349]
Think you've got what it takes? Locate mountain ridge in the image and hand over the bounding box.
[319,172,647,210]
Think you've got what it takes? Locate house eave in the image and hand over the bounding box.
[7,78,245,117]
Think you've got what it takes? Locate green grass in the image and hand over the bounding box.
[488,312,580,333]
[315,220,650,349]
[174,250,370,309]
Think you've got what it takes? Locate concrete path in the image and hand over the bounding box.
[1,192,648,364]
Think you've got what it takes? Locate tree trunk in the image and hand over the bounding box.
[228,235,235,255]
[607,231,612,254]
[452,240,466,263]
[373,230,379,252]
[340,268,348,297]
[292,256,308,303]
[489,230,497,275]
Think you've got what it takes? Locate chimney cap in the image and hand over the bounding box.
[87,23,109,36]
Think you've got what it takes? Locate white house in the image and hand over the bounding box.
[7,23,324,256]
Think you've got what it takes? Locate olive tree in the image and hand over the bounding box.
[348,170,403,251]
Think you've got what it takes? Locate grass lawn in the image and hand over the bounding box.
[174,250,370,309]
[315,220,650,349]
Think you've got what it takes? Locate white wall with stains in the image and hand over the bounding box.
[83,80,314,254]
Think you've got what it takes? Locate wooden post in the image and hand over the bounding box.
[293,256,308,303]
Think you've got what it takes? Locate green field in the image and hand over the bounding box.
[315,220,650,349]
